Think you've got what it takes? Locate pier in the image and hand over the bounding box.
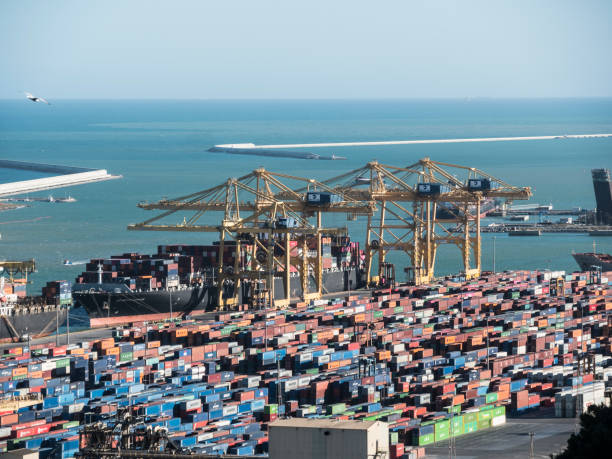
[0,159,121,198]
[214,133,612,150]
[481,223,612,233]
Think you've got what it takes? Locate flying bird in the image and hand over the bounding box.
[24,92,50,104]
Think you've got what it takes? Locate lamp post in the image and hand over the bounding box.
[493,236,496,273]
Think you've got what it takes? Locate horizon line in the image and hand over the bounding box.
[2,96,612,102]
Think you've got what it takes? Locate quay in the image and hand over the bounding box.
[482,224,612,233]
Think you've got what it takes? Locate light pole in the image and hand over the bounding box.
[55,303,59,346]
[493,236,496,273]
[169,288,172,322]
[66,303,70,346]
[486,315,490,370]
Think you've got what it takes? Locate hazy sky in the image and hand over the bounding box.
[1,0,611,99]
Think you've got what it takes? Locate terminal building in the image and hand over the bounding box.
[269,419,389,459]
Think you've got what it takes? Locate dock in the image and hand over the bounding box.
[482,224,612,234]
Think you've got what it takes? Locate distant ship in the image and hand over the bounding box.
[0,276,69,342]
[572,252,612,272]
[56,195,76,203]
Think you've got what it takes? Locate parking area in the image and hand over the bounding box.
[425,416,576,459]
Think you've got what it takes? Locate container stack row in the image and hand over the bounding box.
[0,268,611,458]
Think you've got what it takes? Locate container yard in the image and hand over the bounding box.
[0,267,611,458]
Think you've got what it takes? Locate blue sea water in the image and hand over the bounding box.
[0,98,611,295]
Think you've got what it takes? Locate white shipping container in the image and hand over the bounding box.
[0,426,12,439]
[222,405,238,416]
[284,379,299,391]
[185,399,202,411]
[491,415,506,427]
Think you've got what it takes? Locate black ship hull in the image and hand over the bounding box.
[572,253,612,272]
[0,306,68,342]
[73,268,363,319]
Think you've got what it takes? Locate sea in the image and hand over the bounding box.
[1,98,611,300]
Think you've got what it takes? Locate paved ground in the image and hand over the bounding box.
[0,326,114,351]
[425,416,576,459]
[0,310,224,351]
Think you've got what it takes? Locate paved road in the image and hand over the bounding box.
[425,416,576,459]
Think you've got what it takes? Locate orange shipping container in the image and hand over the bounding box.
[12,367,27,377]
[102,347,120,356]
[174,329,188,338]
[0,413,18,426]
[99,338,115,350]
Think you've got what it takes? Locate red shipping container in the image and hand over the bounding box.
[390,443,404,459]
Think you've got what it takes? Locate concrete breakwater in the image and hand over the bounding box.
[0,160,121,197]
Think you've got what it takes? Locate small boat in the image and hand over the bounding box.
[63,259,87,266]
[56,196,76,203]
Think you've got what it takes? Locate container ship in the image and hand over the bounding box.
[72,236,364,324]
[572,252,612,272]
[0,279,70,342]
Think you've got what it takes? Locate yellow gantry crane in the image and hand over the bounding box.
[128,168,374,309]
[0,260,36,282]
[128,158,530,309]
[318,158,531,285]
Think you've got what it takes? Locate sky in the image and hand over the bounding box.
[1,0,611,99]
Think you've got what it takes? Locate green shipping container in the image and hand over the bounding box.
[435,429,450,442]
[448,404,461,414]
[434,419,450,441]
[485,392,498,403]
[328,403,346,415]
[264,404,278,414]
[464,421,478,434]
[389,432,398,445]
[478,418,491,430]
[478,410,492,422]
[464,412,478,423]
[417,433,435,446]
[55,358,70,368]
[120,352,133,362]
[492,406,506,417]
[450,415,464,435]
[62,421,79,429]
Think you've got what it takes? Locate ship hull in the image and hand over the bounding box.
[0,307,68,342]
[73,268,363,322]
[572,253,612,271]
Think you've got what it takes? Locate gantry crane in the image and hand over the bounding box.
[0,259,36,282]
[128,158,529,309]
[128,168,375,309]
[318,158,531,284]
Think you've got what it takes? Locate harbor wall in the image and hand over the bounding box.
[0,169,120,197]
